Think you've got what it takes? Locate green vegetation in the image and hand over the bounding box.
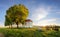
[4,4,60,37]
[5,4,29,28]
[0,28,60,37]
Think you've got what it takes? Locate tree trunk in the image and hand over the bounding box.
[17,23,19,28]
[9,25,10,28]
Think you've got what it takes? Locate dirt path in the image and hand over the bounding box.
[0,33,4,37]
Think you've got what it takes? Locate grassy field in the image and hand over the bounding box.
[0,28,60,37]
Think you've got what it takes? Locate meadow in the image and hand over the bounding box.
[0,28,60,37]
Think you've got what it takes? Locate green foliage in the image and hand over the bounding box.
[5,15,12,26]
[0,28,60,37]
[5,4,29,28]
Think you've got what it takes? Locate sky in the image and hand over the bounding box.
[0,0,60,27]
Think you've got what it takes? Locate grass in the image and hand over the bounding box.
[0,28,60,37]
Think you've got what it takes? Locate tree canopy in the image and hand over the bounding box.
[5,4,29,28]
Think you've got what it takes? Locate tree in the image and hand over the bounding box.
[5,4,29,28]
[5,11,13,28]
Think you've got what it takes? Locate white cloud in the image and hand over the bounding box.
[56,12,60,14]
[29,5,59,26]
[32,18,57,26]
[38,18,57,26]
[28,5,60,26]
[31,5,51,21]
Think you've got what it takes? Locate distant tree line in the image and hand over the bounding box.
[45,25,60,31]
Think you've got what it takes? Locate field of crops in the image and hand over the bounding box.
[0,28,60,37]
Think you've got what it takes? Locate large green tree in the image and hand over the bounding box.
[5,4,29,28]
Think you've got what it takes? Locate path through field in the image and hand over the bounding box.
[0,33,4,37]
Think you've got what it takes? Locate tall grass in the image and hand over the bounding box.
[0,28,60,37]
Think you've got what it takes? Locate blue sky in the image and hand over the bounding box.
[0,0,60,26]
